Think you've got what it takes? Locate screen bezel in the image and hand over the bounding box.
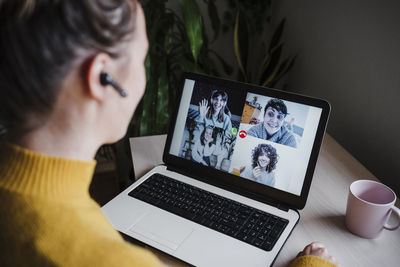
[163,72,330,210]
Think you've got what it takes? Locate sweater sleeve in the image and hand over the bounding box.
[97,239,165,267]
[269,172,276,187]
[195,114,204,124]
[223,113,232,133]
[247,124,259,137]
[284,133,297,148]
[290,255,338,267]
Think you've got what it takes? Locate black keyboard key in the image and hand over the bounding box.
[254,239,264,248]
[262,240,274,251]
[128,174,288,252]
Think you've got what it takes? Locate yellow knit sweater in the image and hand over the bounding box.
[0,144,336,267]
[0,144,163,266]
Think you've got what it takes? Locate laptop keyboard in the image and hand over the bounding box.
[128,173,288,251]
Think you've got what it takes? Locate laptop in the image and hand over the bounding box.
[102,72,330,267]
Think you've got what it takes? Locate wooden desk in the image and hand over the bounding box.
[129,134,400,267]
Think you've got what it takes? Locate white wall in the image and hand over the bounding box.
[273,0,400,194]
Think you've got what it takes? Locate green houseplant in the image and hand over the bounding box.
[96,0,228,187]
[220,131,237,172]
[94,0,296,189]
[130,0,232,137]
[226,0,296,87]
[130,0,295,137]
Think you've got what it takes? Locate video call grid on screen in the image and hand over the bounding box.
[169,79,323,196]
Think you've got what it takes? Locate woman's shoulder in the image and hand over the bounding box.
[223,112,231,119]
[242,166,254,179]
[222,113,232,125]
[260,170,275,182]
[280,127,297,147]
[248,123,263,135]
[192,138,201,149]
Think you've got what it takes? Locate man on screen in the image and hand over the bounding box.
[247,98,297,148]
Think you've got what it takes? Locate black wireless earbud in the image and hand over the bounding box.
[100,72,127,97]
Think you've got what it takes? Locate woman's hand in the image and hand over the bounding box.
[252,165,261,179]
[198,99,210,118]
[296,242,338,266]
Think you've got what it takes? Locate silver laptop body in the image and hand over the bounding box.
[102,72,330,267]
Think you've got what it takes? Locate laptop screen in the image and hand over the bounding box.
[167,73,329,204]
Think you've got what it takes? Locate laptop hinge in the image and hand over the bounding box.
[276,203,289,212]
[166,165,290,212]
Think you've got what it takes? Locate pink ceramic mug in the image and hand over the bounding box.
[345,180,400,238]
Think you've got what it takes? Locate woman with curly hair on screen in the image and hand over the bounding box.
[243,143,278,187]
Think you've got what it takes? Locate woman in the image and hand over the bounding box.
[0,1,161,266]
[247,98,297,148]
[196,89,232,134]
[192,126,216,166]
[0,1,338,266]
[243,143,278,187]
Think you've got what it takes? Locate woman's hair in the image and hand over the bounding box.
[200,126,214,147]
[264,98,288,117]
[251,143,278,172]
[206,89,231,123]
[0,0,137,138]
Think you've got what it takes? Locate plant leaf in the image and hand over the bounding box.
[234,10,248,81]
[178,56,197,73]
[269,55,297,88]
[259,44,282,86]
[156,64,169,134]
[180,0,204,63]
[206,0,220,41]
[263,58,288,87]
[140,77,157,135]
[269,19,285,52]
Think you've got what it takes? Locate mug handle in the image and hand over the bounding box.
[384,206,400,230]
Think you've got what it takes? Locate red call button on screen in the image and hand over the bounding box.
[239,130,247,138]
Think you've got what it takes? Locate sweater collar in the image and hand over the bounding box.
[262,123,283,141]
[0,143,96,199]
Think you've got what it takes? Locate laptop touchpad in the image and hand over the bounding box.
[129,212,194,251]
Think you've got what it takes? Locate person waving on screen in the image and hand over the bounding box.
[196,89,232,134]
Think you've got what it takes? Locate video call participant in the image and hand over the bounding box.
[247,98,297,148]
[0,0,338,266]
[192,126,217,166]
[243,143,278,187]
[196,89,232,134]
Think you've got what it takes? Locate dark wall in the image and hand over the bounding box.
[274,0,400,195]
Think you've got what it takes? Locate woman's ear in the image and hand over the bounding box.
[85,53,113,101]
